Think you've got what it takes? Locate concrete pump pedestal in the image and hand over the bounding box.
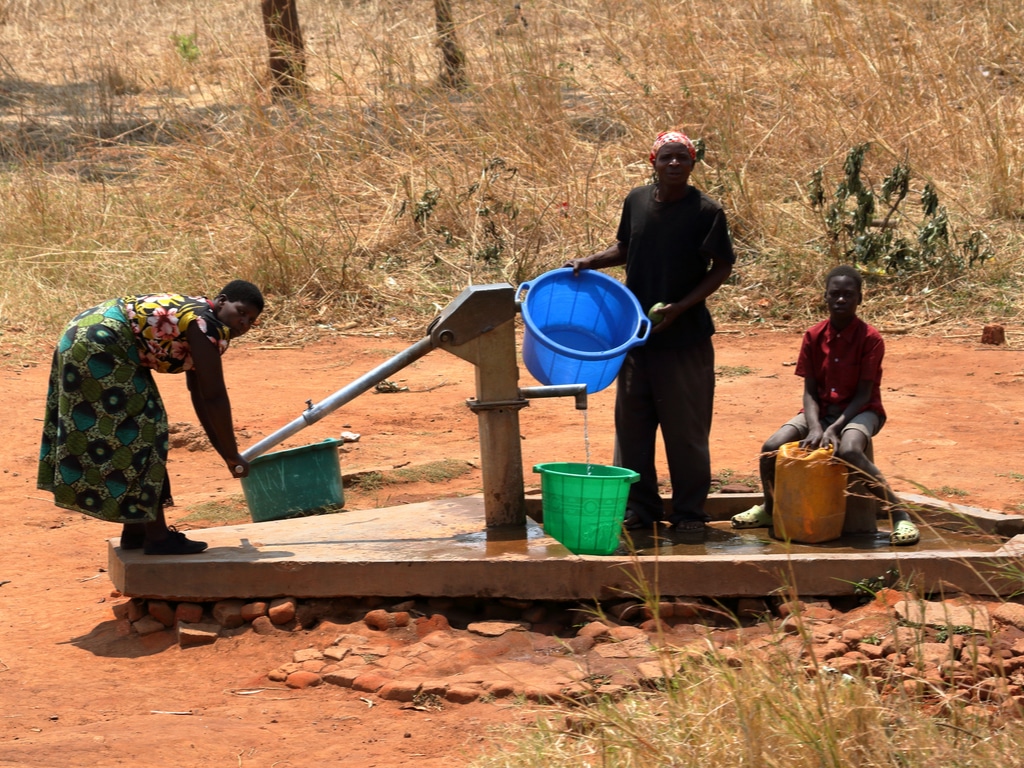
[110,493,1024,603]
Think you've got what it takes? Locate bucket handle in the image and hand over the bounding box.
[514,280,531,306]
[633,314,652,344]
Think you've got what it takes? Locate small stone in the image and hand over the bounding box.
[415,614,451,637]
[177,621,220,648]
[268,597,297,625]
[982,324,1006,345]
[576,621,611,640]
[286,671,322,689]
[483,680,515,698]
[608,625,645,641]
[251,616,278,635]
[241,601,268,622]
[777,600,805,618]
[293,648,325,664]
[378,681,420,702]
[467,621,526,637]
[994,603,1024,631]
[132,616,166,636]
[567,635,596,655]
[364,609,396,631]
[446,686,483,704]
[323,646,350,662]
[351,673,391,693]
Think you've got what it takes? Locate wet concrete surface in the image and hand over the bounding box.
[626,521,1004,557]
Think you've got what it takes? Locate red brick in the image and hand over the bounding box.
[126,598,147,623]
[241,601,268,622]
[148,600,175,627]
[251,616,279,635]
[175,602,204,625]
[364,609,396,631]
[415,614,451,637]
[446,686,483,704]
[286,671,322,689]
[352,673,391,693]
[212,600,245,629]
[268,597,297,625]
[378,681,420,702]
[177,622,219,648]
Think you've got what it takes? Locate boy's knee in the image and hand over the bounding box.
[834,445,867,467]
[763,428,798,454]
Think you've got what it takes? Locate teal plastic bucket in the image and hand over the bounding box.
[516,268,650,394]
[241,438,345,522]
[533,462,639,555]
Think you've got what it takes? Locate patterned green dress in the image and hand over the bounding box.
[37,295,231,523]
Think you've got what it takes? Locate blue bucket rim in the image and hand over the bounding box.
[516,268,650,362]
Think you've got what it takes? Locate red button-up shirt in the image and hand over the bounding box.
[795,317,886,420]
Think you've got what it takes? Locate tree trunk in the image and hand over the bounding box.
[433,0,466,89]
[261,0,306,95]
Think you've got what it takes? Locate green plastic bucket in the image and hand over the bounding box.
[533,462,639,555]
[241,438,345,522]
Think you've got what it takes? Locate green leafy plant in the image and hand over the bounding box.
[171,32,200,63]
[935,624,976,643]
[808,144,993,275]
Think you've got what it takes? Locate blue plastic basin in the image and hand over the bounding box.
[516,268,650,394]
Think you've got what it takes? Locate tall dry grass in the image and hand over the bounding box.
[468,646,1024,767]
[1,0,1022,346]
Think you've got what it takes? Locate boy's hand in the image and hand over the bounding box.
[800,426,825,450]
[819,425,843,450]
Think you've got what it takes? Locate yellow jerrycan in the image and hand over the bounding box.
[773,442,847,544]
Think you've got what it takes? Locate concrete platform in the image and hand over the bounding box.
[109,494,1024,602]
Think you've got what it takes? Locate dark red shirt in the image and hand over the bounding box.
[795,317,886,420]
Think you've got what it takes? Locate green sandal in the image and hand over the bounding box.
[731,504,773,529]
[890,519,920,546]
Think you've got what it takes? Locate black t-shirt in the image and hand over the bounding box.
[615,184,735,349]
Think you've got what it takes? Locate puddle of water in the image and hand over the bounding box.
[623,522,1004,557]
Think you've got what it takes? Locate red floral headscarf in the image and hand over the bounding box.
[649,130,696,164]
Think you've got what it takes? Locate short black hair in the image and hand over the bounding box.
[825,265,863,293]
[218,279,265,312]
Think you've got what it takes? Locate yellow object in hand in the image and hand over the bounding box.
[648,302,668,325]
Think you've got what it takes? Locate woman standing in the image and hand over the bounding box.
[37,280,264,555]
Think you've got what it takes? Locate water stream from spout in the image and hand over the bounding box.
[583,409,591,474]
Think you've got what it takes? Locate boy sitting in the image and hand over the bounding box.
[730,265,920,546]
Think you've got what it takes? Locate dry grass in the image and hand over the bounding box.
[1,0,1022,352]
[469,646,1024,767]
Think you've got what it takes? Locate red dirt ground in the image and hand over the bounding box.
[2,322,1022,766]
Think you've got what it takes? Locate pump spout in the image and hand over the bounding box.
[518,384,588,411]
